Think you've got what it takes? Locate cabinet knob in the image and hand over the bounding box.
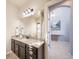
[29,51,33,55]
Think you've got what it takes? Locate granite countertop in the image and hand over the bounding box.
[11,36,44,48]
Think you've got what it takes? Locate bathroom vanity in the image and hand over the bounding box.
[11,36,44,59]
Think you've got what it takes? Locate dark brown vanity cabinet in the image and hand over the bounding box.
[15,40,26,59]
[15,44,19,57]
[26,45,37,59]
[19,46,25,59]
[11,39,15,53]
[11,39,44,59]
[26,44,44,59]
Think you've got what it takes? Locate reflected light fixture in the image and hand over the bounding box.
[22,8,34,17]
[50,11,55,18]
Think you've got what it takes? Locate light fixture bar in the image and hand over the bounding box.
[22,8,34,17]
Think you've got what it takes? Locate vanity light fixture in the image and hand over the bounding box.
[22,8,34,17]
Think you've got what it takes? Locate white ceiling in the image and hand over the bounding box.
[7,0,51,18]
[7,0,50,8]
[7,0,28,8]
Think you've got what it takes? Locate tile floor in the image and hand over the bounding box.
[6,51,19,59]
[48,41,73,59]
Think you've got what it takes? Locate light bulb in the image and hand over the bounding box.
[25,11,28,15]
[22,12,25,16]
[28,8,31,13]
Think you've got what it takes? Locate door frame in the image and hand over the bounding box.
[44,0,70,59]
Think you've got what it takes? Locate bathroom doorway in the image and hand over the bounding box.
[47,1,73,59]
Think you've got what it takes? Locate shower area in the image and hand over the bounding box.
[47,2,73,59]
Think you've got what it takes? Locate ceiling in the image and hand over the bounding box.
[7,0,28,8]
[7,0,51,18]
[7,0,50,9]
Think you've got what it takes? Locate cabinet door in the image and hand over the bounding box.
[19,47,25,59]
[11,39,15,53]
[15,44,19,57]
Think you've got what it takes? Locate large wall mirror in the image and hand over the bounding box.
[36,11,44,40]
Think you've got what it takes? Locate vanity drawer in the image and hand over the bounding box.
[32,47,37,52]
[26,46,37,55]
[26,45,37,50]
[15,40,25,48]
[31,48,37,55]
[26,53,37,59]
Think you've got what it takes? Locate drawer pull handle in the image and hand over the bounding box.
[29,51,33,55]
[29,48,32,50]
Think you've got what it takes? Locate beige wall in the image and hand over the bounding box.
[6,1,37,54]
[6,1,21,54]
